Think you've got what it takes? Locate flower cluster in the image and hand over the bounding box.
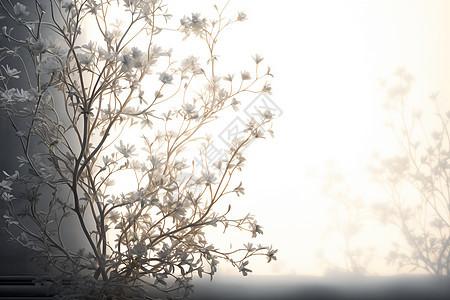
[0,1,278,298]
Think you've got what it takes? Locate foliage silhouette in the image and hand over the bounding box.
[370,68,450,275]
[0,1,277,298]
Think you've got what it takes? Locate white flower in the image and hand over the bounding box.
[77,53,94,65]
[102,155,113,166]
[207,76,221,92]
[244,242,255,251]
[3,214,18,227]
[159,72,173,84]
[103,31,114,44]
[86,1,99,14]
[15,89,33,102]
[119,53,135,72]
[182,103,198,119]
[237,11,247,22]
[262,82,272,94]
[252,54,263,64]
[241,71,251,81]
[107,210,121,223]
[30,39,48,54]
[180,13,205,36]
[234,182,245,196]
[1,65,20,79]
[261,109,274,120]
[1,89,17,103]
[131,47,143,60]
[149,155,163,169]
[231,98,240,111]
[251,221,263,237]
[151,45,164,56]
[266,245,278,263]
[238,261,252,276]
[201,171,217,185]
[37,56,62,73]
[217,88,228,101]
[0,180,12,191]
[190,13,204,30]
[115,141,136,158]
[82,41,96,52]
[62,1,76,13]
[253,129,265,139]
[13,2,29,20]
[181,56,202,74]
[224,74,234,82]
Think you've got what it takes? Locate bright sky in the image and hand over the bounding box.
[184,0,450,276]
[88,0,450,277]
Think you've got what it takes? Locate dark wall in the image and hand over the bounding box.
[0,1,42,276]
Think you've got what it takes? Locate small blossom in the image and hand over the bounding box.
[62,1,76,13]
[207,76,221,92]
[181,56,202,74]
[182,103,198,119]
[224,74,234,82]
[237,11,247,21]
[149,155,163,169]
[115,141,136,158]
[15,89,33,102]
[266,245,278,263]
[231,98,240,111]
[244,242,256,251]
[253,129,265,139]
[234,182,245,196]
[82,41,96,52]
[3,215,18,227]
[103,30,115,44]
[86,1,99,15]
[253,54,264,64]
[180,13,205,36]
[1,65,21,79]
[37,56,62,74]
[241,71,251,81]
[201,171,217,185]
[0,180,13,191]
[159,72,173,84]
[238,261,252,276]
[30,39,48,54]
[251,221,263,237]
[107,211,121,223]
[13,2,30,20]
[262,82,272,94]
[1,89,17,103]
[261,109,274,120]
[131,47,145,68]
[78,53,94,65]
[119,53,135,72]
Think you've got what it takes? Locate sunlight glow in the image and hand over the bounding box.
[84,0,450,276]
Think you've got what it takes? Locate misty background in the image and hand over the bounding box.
[1,0,450,298]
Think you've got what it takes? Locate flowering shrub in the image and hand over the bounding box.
[370,68,450,275]
[0,1,277,298]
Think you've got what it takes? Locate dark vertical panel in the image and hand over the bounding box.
[0,1,42,276]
